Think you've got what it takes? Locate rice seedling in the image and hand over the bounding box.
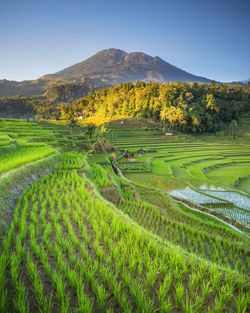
[0,146,55,175]
[234,293,250,313]
[26,252,53,313]
[175,282,185,309]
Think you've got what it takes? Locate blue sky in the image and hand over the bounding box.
[0,0,249,82]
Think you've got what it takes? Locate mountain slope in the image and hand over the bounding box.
[0,79,47,97]
[45,48,210,84]
[0,48,211,97]
[0,77,107,99]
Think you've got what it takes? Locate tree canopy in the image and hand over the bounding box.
[0,81,249,133]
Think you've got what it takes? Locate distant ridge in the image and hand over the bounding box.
[242,78,250,84]
[0,48,211,97]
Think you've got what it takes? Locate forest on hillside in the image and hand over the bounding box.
[0,81,250,132]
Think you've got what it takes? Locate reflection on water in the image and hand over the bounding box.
[170,185,250,228]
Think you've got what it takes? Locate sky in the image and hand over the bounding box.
[0,0,249,82]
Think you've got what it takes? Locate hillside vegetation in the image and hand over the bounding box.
[0,79,106,118]
[1,81,250,134]
[65,81,250,133]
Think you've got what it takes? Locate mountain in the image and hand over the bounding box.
[0,77,107,100]
[45,48,210,84]
[0,48,211,97]
[242,78,250,84]
[0,79,47,97]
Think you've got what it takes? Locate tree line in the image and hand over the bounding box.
[62,81,250,132]
[0,81,249,133]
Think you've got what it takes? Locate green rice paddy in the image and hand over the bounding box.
[109,120,250,230]
[0,118,249,313]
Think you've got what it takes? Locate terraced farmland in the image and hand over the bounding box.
[0,121,55,174]
[109,119,250,229]
[0,119,88,232]
[0,118,250,313]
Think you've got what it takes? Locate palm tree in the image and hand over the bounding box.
[85,124,97,140]
[160,109,168,133]
[229,120,238,137]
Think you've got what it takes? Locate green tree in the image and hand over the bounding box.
[85,124,97,141]
[69,117,78,132]
[229,120,238,137]
[206,94,219,112]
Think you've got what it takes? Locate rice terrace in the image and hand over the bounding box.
[0,108,250,313]
[1,1,250,312]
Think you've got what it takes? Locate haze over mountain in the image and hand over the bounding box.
[0,48,211,97]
